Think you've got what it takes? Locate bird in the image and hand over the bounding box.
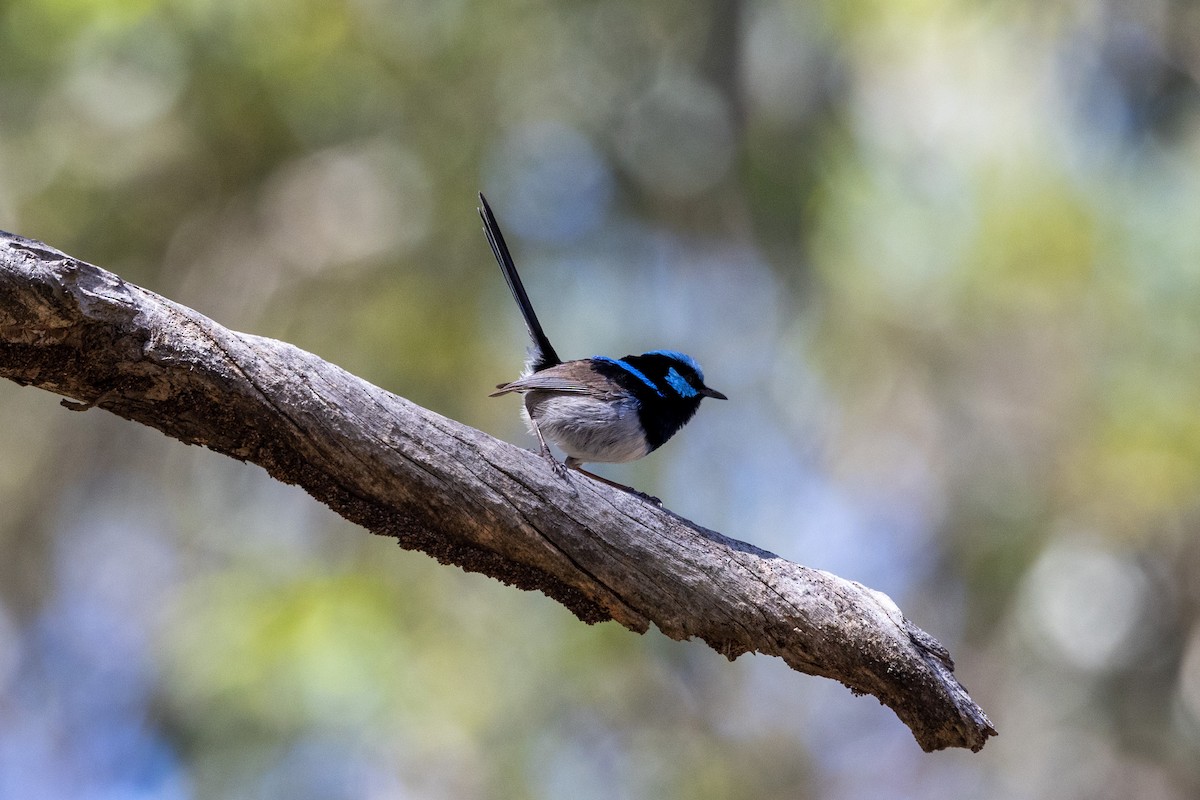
[478,192,725,495]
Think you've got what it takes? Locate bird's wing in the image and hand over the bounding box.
[489,374,594,397]
[489,361,616,398]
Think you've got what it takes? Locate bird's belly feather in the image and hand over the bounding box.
[524,393,649,464]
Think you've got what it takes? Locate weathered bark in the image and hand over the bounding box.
[0,231,996,752]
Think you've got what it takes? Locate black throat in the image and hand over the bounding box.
[591,354,706,451]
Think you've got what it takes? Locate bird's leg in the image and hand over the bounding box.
[564,458,663,506]
[528,416,570,478]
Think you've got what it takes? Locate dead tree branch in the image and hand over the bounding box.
[0,231,996,752]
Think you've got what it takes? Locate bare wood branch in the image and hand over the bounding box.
[0,231,996,752]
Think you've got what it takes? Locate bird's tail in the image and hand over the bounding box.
[478,193,561,371]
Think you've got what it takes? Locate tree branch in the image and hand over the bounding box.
[0,231,996,752]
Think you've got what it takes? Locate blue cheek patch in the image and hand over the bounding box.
[647,350,705,382]
[665,367,699,398]
[594,356,665,397]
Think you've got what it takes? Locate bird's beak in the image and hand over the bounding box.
[701,386,727,400]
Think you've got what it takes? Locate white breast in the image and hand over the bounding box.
[524,393,650,464]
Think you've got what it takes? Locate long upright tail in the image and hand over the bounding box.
[478,193,561,371]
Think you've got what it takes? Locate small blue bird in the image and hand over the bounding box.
[479,193,725,493]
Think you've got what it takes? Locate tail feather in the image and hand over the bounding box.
[478,193,561,371]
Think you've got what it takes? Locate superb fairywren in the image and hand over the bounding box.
[479,193,725,493]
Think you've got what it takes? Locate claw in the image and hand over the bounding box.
[546,454,570,479]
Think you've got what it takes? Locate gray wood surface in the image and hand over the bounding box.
[0,231,996,752]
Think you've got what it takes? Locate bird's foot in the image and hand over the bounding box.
[539,446,571,480]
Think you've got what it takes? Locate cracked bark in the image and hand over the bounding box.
[0,231,996,752]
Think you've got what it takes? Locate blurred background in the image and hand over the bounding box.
[1,0,1199,797]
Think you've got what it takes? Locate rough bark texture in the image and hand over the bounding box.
[0,231,996,752]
